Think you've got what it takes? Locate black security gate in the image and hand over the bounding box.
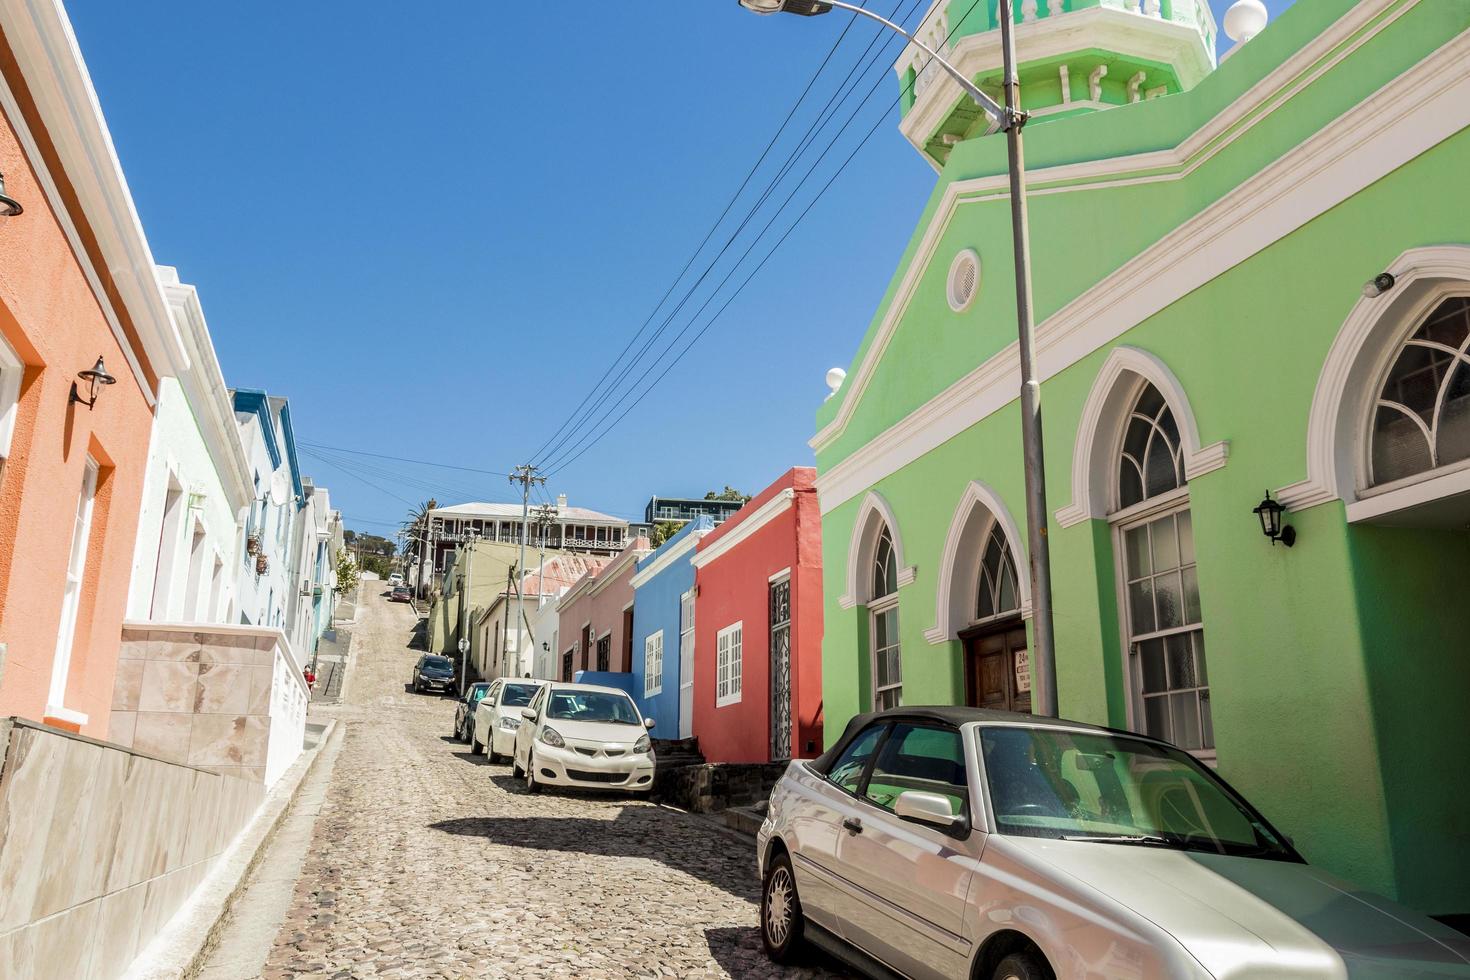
[595,635,611,673]
[769,578,792,761]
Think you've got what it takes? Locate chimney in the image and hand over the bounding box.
[557,494,567,509]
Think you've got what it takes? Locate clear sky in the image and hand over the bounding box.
[68,0,1293,540]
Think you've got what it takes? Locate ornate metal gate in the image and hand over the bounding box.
[595,635,610,673]
[769,578,792,761]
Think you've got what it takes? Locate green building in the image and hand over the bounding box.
[815,0,1469,918]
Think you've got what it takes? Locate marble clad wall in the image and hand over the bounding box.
[0,717,264,980]
[111,626,291,783]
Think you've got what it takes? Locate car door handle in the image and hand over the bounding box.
[842,818,863,834]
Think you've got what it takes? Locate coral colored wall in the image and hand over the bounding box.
[557,539,648,677]
[0,94,155,738]
[692,468,823,765]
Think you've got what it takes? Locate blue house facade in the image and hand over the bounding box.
[629,516,714,739]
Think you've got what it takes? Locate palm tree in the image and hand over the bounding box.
[402,498,437,595]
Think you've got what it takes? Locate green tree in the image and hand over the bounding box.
[649,520,683,548]
[704,486,750,502]
[335,548,358,589]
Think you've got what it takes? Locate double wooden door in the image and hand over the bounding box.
[963,621,1031,713]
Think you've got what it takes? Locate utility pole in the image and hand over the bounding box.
[508,464,546,681]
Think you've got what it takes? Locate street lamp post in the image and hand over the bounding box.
[738,0,1059,716]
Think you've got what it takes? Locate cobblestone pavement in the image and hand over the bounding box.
[260,584,849,979]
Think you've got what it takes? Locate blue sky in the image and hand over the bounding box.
[68,0,1292,539]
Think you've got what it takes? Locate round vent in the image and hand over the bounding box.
[947,249,980,312]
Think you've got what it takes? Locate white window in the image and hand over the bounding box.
[50,458,99,712]
[1113,381,1213,753]
[0,332,22,464]
[644,630,664,697]
[869,525,902,710]
[679,590,695,669]
[716,622,743,707]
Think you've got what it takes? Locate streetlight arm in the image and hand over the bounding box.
[823,0,1007,125]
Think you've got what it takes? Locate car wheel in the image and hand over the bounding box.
[524,751,541,794]
[992,951,1052,980]
[761,852,805,963]
[512,753,524,778]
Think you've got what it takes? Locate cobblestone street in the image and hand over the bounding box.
[254,586,847,979]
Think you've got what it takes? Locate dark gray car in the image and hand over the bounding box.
[411,655,455,695]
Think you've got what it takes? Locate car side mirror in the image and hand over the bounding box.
[644,718,656,730]
[520,708,537,721]
[894,791,963,829]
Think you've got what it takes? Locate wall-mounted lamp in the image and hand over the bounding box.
[69,356,116,409]
[1252,490,1295,547]
[1361,272,1396,298]
[0,172,22,217]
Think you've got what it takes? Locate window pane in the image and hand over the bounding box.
[1193,632,1208,686]
[1155,571,1184,631]
[874,608,890,651]
[1124,525,1151,577]
[1381,344,1442,424]
[1200,692,1215,749]
[1439,362,1470,467]
[1144,426,1181,498]
[829,725,885,793]
[1128,578,1156,635]
[977,566,996,620]
[997,558,1018,614]
[864,724,967,815]
[1177,509,1195,566]
[1150,514,1179,572]
[1181,566,1201,624]
[1165,633,1196,689]
[1138,638,1167,694]
[1372,405,1433,485]
[1170,693,1202,750]
[1120,463,1145,509]
[1144,695,1170,741]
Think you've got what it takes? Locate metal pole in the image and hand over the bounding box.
[508,465,546,680]
[997,0,1058,717]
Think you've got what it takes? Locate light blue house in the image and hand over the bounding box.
[629,516,714,739]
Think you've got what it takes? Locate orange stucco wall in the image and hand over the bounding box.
[0,71,155,738]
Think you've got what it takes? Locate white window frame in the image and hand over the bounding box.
[644,629,664,697]
[49,457,99,720]
[0,332,22,462]
[716,621,743,707]
[869,594,902,711]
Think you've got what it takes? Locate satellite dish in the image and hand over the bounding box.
[268,466,292,507]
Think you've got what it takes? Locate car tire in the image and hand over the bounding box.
[524,751,541,794]
[992,951,1052,980]
[512,754,524,778]
[760,852,805,963]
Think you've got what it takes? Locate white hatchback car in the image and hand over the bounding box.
[470,678,546,762]
[512,683,656,793]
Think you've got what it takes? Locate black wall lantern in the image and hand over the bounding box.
[1361,272,1396,298]
[69,356,117,410]
[1252,490,1295,547]
[0,172,21,217]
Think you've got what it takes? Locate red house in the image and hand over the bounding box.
[690,468,822,764]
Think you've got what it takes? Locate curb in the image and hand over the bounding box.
[123,720,344,980]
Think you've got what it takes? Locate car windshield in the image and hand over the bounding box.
[422,657,453,673]
[980,727,1297,861]
[546,690,640,725]
[501,683,540,707]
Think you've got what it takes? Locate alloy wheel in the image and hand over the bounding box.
[765,866,793,946]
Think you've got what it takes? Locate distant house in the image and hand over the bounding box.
[644,495,745,528]
[471,552,611,682]
[425,494,630,575]
[691,469,822,764]
[629,516,715,739]
[555,538,652,686]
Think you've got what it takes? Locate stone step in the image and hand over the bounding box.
[723,801,767,837]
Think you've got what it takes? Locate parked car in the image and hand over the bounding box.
[511,682,656,793]
[388,572,404,587]
[454,682,493,742]
[410,655,455,695]
[757,706,1470,980]
[390,585,412,603]
[471,678,547,761]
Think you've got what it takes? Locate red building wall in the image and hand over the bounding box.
[692,468,822,765]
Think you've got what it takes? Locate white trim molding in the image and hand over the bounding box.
[924,480,1032,645]
[691,488,794,570]
[1277,245,1470,513]
[812,0,1443,513]
[838,490,916,609]
[1055,346,1228,528]
[629,526,709,588]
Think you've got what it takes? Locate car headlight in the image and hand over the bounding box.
[539,726,564,748]
[634,734,650,754]
[499,716,521,730]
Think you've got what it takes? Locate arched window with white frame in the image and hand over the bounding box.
[870,525,902,710]
[1113,380,1213,754]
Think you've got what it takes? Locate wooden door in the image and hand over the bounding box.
[963,621,1031,713]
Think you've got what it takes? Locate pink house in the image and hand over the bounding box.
[554,538,650,681]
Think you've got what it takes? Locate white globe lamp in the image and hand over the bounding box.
[1223,0,1268,44]
[825,367,847,398]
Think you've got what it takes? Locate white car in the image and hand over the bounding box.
[512,682,656,793]
[387,572,404,587]
[470,678,546,762]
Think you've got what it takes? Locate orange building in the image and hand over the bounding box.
[0,5,181,736]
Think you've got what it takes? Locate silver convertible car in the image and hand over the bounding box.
[756,707,1470,980]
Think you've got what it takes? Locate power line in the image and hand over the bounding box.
[538,0,928,474]
[527,6,872,467]
[544,0,980,476]
[298,441,508,477]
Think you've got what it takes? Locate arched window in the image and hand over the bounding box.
[869,524,901,710]
[1368,295,1470,488]
[1119,382,1184,508]
[1114,381,1212,754]
[975,525,1019,622]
